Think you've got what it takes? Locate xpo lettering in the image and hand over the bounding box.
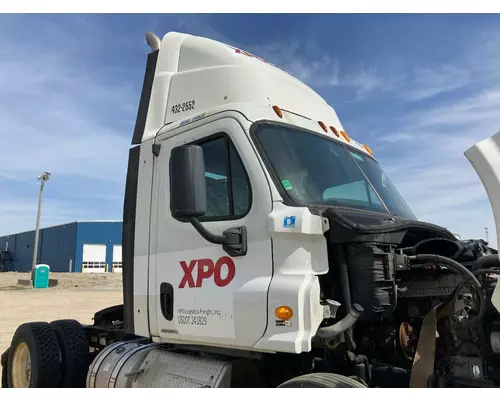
[179,256,236,289]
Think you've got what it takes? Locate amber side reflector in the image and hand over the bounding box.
[275,306,293,321]
[272,105,283,118]
[318,121,328,133]
[363,144,373,156]
[340,130,351,142]
[330,126,340,137]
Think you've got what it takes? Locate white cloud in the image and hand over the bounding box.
[374,85,500,247]
[0,17,133,235]
[371,28,500,248]
[405,65,472,101]
[244,40,340,88]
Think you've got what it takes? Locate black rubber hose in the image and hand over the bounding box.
[317,304,364,339]
[337,246,357,351]
[472,254,500,271]
[453,268,500,328]
[408,254,482,289]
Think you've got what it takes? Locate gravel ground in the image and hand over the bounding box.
[0,272,123,387]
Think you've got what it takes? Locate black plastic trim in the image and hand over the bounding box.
[188,217,248,257]
[152,143,161,156]
[122,146,140,333]
[160,283,174,321]
[132,50,159,145]
[93,305,124,326]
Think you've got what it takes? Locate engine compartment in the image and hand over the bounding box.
[314,207,500,388]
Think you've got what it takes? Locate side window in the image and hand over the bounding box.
[198,135,251,219]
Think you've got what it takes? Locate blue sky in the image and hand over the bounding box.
[0,13,499,246]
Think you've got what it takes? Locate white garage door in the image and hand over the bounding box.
[82,244,107,273]
[112,245,122,273]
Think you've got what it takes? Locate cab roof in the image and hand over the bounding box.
[138,31,347,147]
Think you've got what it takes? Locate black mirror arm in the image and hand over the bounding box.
[188,217,248,257]
[188,217,227,245]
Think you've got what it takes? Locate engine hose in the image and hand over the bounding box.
[472,254,500,271]
[452,268,500,328]
[317,304,364,339]
[408,254,482,289]
[337,247,357,350]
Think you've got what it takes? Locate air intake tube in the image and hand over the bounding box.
[410,238,464,259]
[317,303,364,339]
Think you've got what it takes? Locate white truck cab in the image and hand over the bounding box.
[3,31,500,389]
[127,31,415,354]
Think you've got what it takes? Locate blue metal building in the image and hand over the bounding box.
[0,221,122,273]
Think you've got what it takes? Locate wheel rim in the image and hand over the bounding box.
[11,342,31,387]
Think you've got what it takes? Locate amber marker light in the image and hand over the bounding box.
[275,306,294,320]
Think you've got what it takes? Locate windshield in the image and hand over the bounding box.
[253,123,417,220]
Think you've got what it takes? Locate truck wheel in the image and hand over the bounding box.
[1,365,7,388]
[1,348,9,388]
[49,319,89,388]
[7,322,61,388]
[278,373,367,388]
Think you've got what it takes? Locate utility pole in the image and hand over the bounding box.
[485,227,489,244]
[32,172,50,284]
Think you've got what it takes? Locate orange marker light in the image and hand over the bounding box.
[330,126,340,137]
[275,306,293,321]
[272,105,283,118]
[363,144,373,156]
[340,130,351,142]
[318,121,328,133]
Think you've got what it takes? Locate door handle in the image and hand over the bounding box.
[160,282,174,321]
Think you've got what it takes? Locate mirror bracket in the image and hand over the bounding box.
[188,217,248,257]
[222,226,247,257]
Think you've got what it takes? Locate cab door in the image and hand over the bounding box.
[150,116,273,348]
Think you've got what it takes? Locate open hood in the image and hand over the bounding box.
[464,130,500,255]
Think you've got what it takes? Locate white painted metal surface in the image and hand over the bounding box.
[133,140,156,338]
[130,31,373,353]
[465,130,500,254]
[141,31,372,157]
[82,244,107,273]
[255,203,330,353]
[150,116,273,349]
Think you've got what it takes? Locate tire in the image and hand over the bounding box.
[278,373,367,388]
[1,349,9,388]
[49,319,89,388]
[7,322,61,388]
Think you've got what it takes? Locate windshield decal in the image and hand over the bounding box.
[283,216,296,228]
[281,179,293,191]
[349,151,364,162]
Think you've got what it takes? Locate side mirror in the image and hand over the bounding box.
[169,145,207,219]
[168,143,248,257]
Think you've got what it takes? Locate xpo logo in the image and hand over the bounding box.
[179,256,236,289]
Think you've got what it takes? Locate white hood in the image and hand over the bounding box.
[464,131,500,254]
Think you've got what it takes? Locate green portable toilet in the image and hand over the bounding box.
[33,264,50,289]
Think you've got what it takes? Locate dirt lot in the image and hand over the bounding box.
[0,272,123,387]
